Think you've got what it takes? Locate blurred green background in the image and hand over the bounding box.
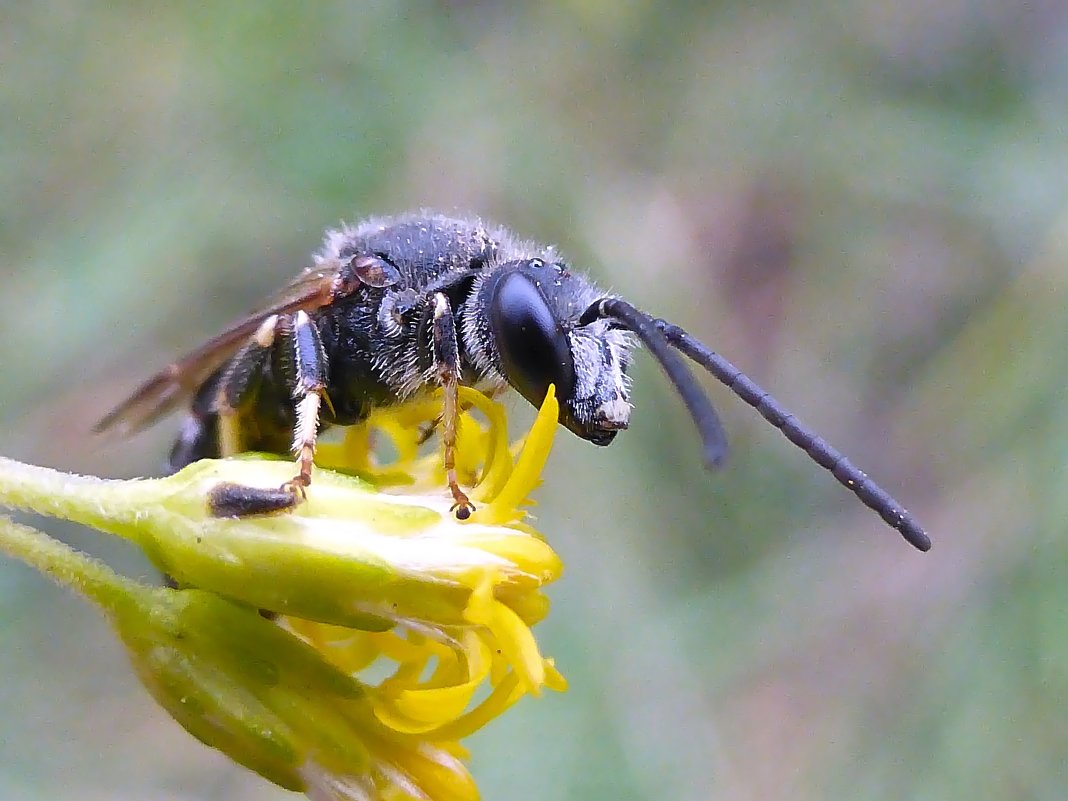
[2,2,1067,799]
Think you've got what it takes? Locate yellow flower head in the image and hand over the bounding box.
[286,385,569,737]
[0,387,567,801]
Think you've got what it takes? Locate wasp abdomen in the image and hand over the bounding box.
[169,411,218,472]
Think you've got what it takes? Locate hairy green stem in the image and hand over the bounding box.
[0,456,145,532]
[0,514,143,616]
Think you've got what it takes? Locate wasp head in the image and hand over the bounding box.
[466,258,634,445]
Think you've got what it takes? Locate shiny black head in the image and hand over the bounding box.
[469,258,634,445]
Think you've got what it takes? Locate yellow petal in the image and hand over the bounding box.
[376,682,481,734]
[471,385,559,525]
[463,574,545,693]
[429,671,525,741]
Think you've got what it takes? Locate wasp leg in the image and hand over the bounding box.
[414,383,505,446]
[203,314,306,518]
[214,314,279,456]
[428,292,474,520]
[169,370,225,472]
[276,310,329,499]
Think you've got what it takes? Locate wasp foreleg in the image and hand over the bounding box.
[428,292,474,520]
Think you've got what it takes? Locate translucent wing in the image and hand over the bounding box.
[94,265,345,436]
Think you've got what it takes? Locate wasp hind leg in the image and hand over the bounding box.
[205,314,303,518]
[428,292,474,520]
[275,310,329,500]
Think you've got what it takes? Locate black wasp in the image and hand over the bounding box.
[95,212,930,551]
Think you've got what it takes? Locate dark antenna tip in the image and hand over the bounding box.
[703,442,728,471]
[903,522,932,552]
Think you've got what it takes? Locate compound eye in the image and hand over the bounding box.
[489,271,576,403]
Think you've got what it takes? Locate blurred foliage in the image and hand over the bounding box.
[2,1,1068,799]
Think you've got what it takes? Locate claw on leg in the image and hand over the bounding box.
[279,475,309,501]
[450,495,474,520]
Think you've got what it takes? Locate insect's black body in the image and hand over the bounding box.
[166,214,633,476]
[97,211,930,551]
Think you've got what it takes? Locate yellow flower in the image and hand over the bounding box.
[0,386,567,800]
